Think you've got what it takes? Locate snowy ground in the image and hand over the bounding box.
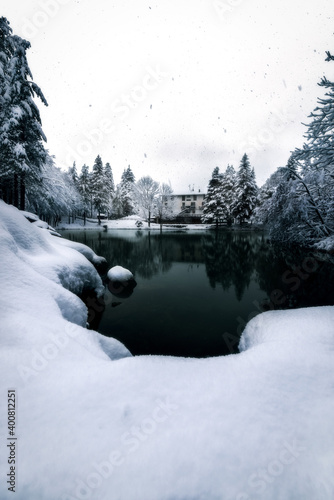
[57,215,212,231]
[1,200,334,500]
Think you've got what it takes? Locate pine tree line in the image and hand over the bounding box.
[70,159,137,224]
[202,154,258,227]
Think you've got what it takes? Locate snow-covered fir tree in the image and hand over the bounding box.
[104,162,115,217]
[78,164,92,223]
[220,164,236,226]
[264,51,334,245]
[294,51,334,175]
[67,162,79,188]
[201,167,224,228]
[111,185,124,219]
[232,154,258,224]
[0,18,48,210]
[253,169,284,225]
[0,17,15,202]
[119,165,135,216]
[266,165,299,243]
[90,155,109,223]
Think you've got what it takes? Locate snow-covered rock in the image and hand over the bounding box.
[107,265,134,281]
[1,199,334,500]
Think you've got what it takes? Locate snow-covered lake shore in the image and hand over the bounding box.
[57,215,211,231]
[1,200,334,500]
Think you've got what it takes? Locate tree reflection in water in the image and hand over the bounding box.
[60,229,334,357]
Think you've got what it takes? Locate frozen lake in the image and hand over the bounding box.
[59,229,334,357]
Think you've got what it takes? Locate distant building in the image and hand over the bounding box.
[162,189,206,222]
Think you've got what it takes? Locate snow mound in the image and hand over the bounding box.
[21,209,62,236]
[20,210,40,222]
[51,237,107,266]
[107,265,134,281]
[239,306,334,352]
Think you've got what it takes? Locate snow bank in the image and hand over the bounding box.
[52,236,107,266]
[107,265,134,281]
[314,235,334,253]
[1,200,334,500]
[21,209,62,236]
[239,306,334,352]
[0,199,130,352]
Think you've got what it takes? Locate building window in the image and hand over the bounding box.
[182,196,185,201]
[193,195,197,200]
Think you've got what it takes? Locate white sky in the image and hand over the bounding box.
[3,0,334,190]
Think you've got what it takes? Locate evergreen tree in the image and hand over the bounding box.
[119,165,135,216]
[201,167,224,228]
[67,162,79,188]
[294,51,334,175]
[289,51,334,241]
[90,155,109,223]
[0,19,48,210]
[104,162,115,217]
[265,51,334,244]
[111,185,124,219]
[221,164,236,226]
[0,17,15,203]
[78,164,91,224]
[253,168,284,225]
[266,166,301,244]
[232,154,258,224]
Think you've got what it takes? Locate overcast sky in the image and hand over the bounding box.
[3,0,334,191]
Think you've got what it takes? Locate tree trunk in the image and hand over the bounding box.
[13,174,19,208]
[19,173,25,211]
[83,211,86,226]
[148,209,151,227]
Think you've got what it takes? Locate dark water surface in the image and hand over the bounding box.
[59,229,334,357]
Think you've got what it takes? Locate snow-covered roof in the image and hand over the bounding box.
[170,190,206,196]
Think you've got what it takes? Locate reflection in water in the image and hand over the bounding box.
[202,231,266,300]
[107,278,137,298]
[60,229,334,357]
